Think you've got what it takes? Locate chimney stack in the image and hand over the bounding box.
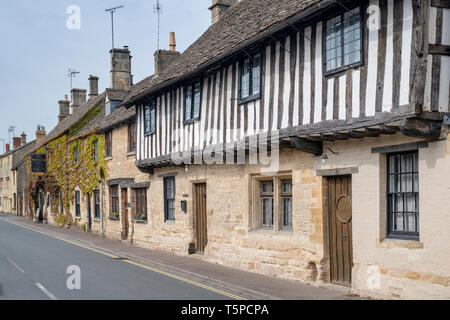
[21,132,27,146]
[58,95,70,122]
[70,88,87,114]
[6,143,10,153]
[89,75,99,98]
[13,137,21,149]
[209,0,237,25]
[110,46,132,90]
[154,33,180,75]
[36,125,46,146]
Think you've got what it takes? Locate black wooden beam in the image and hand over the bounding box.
[431,0,450,8]
[290,137,323,156]
[429,44,450,56]
[399,118,442,141]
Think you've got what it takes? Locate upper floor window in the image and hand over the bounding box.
[105,130,112,158]
[128,122,136,152]
[387,152,419,240]
[324,7,362,75]
[239,53,261,103]
[74,146,79,165]
[144,100,156,135]
[93,140,98,162]
[183,81,201,124]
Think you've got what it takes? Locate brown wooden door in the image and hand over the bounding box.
[121,189,128,240]
[195,183,207,253]
[328,175,353,286]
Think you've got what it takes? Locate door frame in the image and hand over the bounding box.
[121,188,129,240]
[326,174,354,286]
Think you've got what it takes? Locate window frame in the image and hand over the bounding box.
[260,181,274,228]
[105,130,112,158]
[74,145,79,165]
[386,151,420,241]
[93,189,100,219]
[135,188,148,220]
[281,179,293,229]
[74,190,81,218]
[128,121,137,152]
[144,99,156,136]
[183,80,202,125]
[238,51,262,104]
[322,5,364,77]
[109,185,119,216]
[163,176,176,222]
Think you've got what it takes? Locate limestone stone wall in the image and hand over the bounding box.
[132,148,328,284]
[316,133,450,299]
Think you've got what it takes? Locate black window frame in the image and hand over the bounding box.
[128,122,137,152]
[322,5,364,77]
[109,185,119,216]
[386,151,420,240]
[183,80,202,125]
[144,99,156,136]
[281,179,293,229]
[164,176,176,221]
[238,51,262,104]
[74,190,81,218]
[135,188,148,220]
[93,189,100,219]
[260,181,274,228]
[105,130,112,158]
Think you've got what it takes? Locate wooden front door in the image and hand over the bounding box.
[121,189,128,240]
[328,175,353,286]
[195,183,207,253]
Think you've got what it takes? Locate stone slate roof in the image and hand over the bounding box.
[96,105,136,133]
[122,0,323,106]
[36,92,107,149]
[11,140,36,171]
[106,88,129,101]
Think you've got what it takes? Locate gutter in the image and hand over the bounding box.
[122,0,338,107]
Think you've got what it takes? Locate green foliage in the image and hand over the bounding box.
[69,106,102,137]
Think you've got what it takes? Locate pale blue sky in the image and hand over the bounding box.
[0,0,211,152]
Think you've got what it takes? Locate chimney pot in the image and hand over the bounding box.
[58,96,71,122]
[21,132,27,146]
[88,75,99,98]
[209,0,237,25]
[169,32,176,51]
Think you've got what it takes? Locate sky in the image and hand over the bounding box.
[0,0,211,153]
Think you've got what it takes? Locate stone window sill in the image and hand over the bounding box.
[377,238,424,249]
[126,151,136,157]
[249,227,294,238]
[105,156,112,161]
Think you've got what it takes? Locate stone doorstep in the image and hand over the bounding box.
[4,215,354,300]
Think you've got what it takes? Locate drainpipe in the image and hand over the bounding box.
[100,180,104,237]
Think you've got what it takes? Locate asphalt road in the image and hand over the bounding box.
[0,215,234,300]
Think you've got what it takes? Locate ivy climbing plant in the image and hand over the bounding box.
[26,132,107,226]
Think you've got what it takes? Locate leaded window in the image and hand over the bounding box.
[105,131,112,157]
[164,177,176,221]
[260,181,274,227]
[144,100,156,135]
[184,82,201,123]
[128,122,137,152]
[281,180,292,228]
[239,53,261,102]
[135,188,147,220]
[93,189,100,219]
[387,152,419,239]
[110,185,119,216]
[324,7,362,74]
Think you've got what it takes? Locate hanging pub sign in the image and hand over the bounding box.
[31,154,47,173]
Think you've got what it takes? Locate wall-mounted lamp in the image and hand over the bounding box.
[321,147,339,164]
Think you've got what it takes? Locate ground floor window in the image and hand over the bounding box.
[254,174,293,231]
[164,176,176,221]
[387,151,419,239]
[74,190,81,218]
[135,188,147,220]
[93,189,100,219]
[109,185,119,219]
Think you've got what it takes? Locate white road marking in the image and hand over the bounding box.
[7,257,25,273]
[35,283,58,300]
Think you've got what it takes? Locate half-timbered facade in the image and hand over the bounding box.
[122,0,450,299]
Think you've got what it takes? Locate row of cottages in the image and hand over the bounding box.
[115,0,448,299]
[0,134,36,216]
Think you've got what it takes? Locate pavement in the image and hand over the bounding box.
[0,213,357,300]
